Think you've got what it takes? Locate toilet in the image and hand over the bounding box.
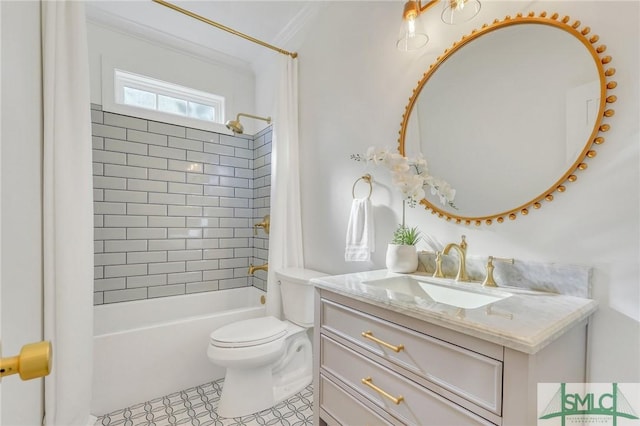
[207,267,327,418]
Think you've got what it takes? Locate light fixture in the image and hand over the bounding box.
[396,0,481,51]
[225,113,272,135]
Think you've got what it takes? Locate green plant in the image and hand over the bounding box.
[391,225,421,246]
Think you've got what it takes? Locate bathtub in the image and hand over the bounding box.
[91,287,266,415]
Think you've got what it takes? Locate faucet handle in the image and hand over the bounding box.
[482,256,514,287]
[432,251,445,278]
[460,235,467,250]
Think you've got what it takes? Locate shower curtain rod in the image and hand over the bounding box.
[151,0,298,59]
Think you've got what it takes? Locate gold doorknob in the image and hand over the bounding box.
[0,341,52,380]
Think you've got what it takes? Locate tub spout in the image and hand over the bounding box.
[248,263,268,275]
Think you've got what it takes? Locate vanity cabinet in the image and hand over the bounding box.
[313,288,589,426]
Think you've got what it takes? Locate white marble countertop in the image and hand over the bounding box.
[311,269,598,354]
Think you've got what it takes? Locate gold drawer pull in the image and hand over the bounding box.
[361,377,404,405]
[361,331,404,352]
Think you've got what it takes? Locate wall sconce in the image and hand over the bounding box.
[397,0,481,51]
[225,113,272,135]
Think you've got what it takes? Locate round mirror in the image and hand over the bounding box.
[399,12,616,225]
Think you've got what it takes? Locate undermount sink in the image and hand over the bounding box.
[361,275,512,309]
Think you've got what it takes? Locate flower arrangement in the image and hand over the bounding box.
[352,146,456,209]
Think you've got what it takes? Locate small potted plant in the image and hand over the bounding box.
[386,224,421,273]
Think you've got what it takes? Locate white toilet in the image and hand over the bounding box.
[207,267,327,418]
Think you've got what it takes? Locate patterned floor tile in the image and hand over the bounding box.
[95,379,313,426]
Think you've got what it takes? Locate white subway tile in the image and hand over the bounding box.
[187,151,218,164]
[94,176,127,190]
[105,138,148,155]
[220,176,249,188]
[149,145,186,160]
[186,259,219,271]
[93,163,104,176]
[148,216,185,228]
[127,274,167,288]
[219,197,248,208]
[203,269,233,281]
[127,251,167,264]
[148,168,185,183]
[94,202,127,215]
[104,264,148,278]
[167,205,202,217]
[95,278,126,291]
[93,123,127,140]
[104,112,148,131]
[91,110,104,124]
[233,208,253,218]
[202,228,233,239]
[168,159,203,173]
[93,150,127,165]
[220,134,250,149]
[95,266,104,279]
[186,239,219,250]
[186,281,219,293]
[128,179,167,193]
[167,228,203,239]
[234,147,253,160]
[186,217,219,228]
[203,248,234,259]
[219,218,249,228]
[219,278,248,290]
[94,228,126,240]
[127,228,167,240]
[148,192,185,205]
[203,207,234,217]
[127,129,167,146]
[128,154,168,170]
[94,189,104,202]
[104,239,148,253]
[94,215,104,227]
[104,190,147,203]
[148,239,185,251]
[149,121,185,138]
[94,241,104,253]
[204,186,234,197]
[148,261,185,275]
[220,257,248,268]
[204,164,234,176]
[218,238,249,248]
[234,248,252,258]
[168,182,203,195]
[187,173,219,185]
[148,284,185,299]
[167,271,202,284]
[234,188,253,198]
[127,203,167,216]
[95,252,126,266]
[104,288,147,303]
[186,128,219,143]
[186,195,219,207]
[169,136,203,152]
[168,250,202,262]
[94,292,104,305]
[93,136,104,150]
[104,164,148,180]
[235,168,253,179]
[104,215,147,228]
[203,142,234,156]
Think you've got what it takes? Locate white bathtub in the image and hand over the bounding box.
[91,287,266,415]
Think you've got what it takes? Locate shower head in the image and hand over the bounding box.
[225,113,271,135]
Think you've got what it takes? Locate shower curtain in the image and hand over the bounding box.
[266,56,305,318]
[42,2,94,425]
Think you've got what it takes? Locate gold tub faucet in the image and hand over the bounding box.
[443,235,469,282]
[249,262,268,275]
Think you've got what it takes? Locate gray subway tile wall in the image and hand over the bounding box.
[92,104,271,304]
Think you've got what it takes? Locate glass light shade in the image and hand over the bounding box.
[441,0,481,25]
[396,14,429,51]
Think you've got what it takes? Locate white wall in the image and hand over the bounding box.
[86,21,260,135]
[291,1,639,382]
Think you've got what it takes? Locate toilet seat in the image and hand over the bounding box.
[210,316,287,348]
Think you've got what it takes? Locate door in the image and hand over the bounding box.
[1,1,46,424]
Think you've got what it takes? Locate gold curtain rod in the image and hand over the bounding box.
[151,0,298,59]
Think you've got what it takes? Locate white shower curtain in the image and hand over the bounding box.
[266,56,305,318]
[42,2,95,425]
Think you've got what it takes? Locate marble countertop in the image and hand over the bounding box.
[311,269,598,354]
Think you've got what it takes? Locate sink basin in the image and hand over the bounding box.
[361,276,512,309]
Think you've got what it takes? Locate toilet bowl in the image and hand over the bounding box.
[207,268,326,418]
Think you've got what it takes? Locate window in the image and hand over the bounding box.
[114,69,224,124]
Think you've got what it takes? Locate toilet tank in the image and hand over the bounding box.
[275,268,327,328]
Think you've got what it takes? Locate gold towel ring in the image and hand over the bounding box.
[352,174,373,199]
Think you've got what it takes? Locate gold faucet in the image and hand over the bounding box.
[443,235,469,282]
[253,215,270,235]
[248,262,268,275]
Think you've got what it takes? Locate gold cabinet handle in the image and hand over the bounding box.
[361,331,404,353]
[0,341,52,380]
[361,377,404,405]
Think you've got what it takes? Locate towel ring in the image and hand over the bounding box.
[352,174,373,199]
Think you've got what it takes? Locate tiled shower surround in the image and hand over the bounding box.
[91,105,270,304]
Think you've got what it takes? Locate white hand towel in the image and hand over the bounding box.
[345,198,374,262]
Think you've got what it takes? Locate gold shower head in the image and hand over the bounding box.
[225,113,271,134]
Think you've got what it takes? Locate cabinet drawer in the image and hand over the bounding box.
[320,374,396,426]
[321,298,502,414]
[321,336,495,426]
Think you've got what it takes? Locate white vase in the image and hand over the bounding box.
[385,244,418,273]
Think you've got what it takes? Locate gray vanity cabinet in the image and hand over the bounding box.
[313,288,589,426]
